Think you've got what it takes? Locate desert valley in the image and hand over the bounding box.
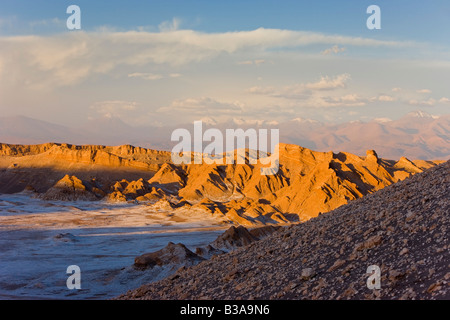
[1,1,449,303]
[0,142,448,299]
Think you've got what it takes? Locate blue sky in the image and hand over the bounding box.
[2,0,450,41]
[0,0,449,127]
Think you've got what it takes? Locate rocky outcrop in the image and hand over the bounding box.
[118,160,450,300]
[134,242,205,271]
[133,225,282,277]
[209,226,259,251]
[53,233,79,243]
[0,143,171,194]
[41,175,99,201]
[139,143,440,224]
[0,142,443,225]
[196,225,281,257]
[195,245,227,260]
[0,143,171,168]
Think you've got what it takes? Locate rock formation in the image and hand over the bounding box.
[41,175,99,201]
[117,160,450,300]
[134,242,205,271]
[0,142,443,225]
[133,225,282,273]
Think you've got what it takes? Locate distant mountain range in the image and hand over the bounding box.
[0,110,449,160]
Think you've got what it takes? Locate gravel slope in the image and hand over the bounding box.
[117,161,450,300]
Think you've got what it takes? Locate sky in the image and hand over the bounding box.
[0,0,449,127]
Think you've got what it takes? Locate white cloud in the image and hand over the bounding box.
[244,73,369,108]
[305,74,351,90]
[238,59,266,65]
[392,87,402,92]
[28,18,65,30]
[408,98,436,106]
[246,84,308,99]
[439,97,450,104]
[417,89,432,94]
[246,73,351,100]
[158,18,181,32]
[158,97,244,116]
[127,72,182,80]
[0,28,413,89]
[378,95,396,102]
[247,86,275,95]
[128,72,163,80]
[373,117,392,123]
[320,94,367,107]
[321,45,346,55]
[90,100,139,119]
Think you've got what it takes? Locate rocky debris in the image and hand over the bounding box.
[301,268,316,280]
[134,242,204,271]
[117,160,450,300]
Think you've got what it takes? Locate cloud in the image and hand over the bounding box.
[378,95,396,102]
[158,97,244,116]
[128,72,163,80]
[305,74,351,90]
[408,98,436,106]
[28,18,65,30]
[238,59,266,65]
[244,73,369,109]
[246,84,308,99]
[373,117,392,123]
[127,72,183,80]
[158,18,181,32]
[320,94,367,107]
[392,87,402,92]
[439,97,450,104]
[0,16,18,31]
[417,89,432,94]
[247,73,351,100]
[90,100,139,119]
[321,45,346,55]
[0,28,413,89]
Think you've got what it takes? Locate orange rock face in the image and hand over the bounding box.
[0,142,442,225]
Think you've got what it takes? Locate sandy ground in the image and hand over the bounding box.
[0,193,229,300]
